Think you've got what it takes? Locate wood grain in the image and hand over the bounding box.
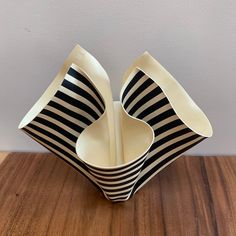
[0,153,235,236]
[0,152,9,165]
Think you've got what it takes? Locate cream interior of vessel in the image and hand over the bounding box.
[18,44,154,168]
[76,101,154,168]
[18,44,212,169]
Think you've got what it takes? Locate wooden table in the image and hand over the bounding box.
[0,153,235,236]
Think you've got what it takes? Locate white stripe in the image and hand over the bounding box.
[90,163,144,180]
[108,194,129,201]
[152,115,179,131]
[153,124,187,142]
[144,103,172,123]
[100,178,138,190]
[105,186,134,195]
[112,198,129,202]
[95,170,140,185]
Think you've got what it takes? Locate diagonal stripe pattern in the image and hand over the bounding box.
[21,67,208,202]
[121,70,205,195]
[22,66,149,201]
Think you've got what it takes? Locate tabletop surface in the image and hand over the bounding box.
[0,152,235,236]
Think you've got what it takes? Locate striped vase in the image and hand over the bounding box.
[18,45,213,202]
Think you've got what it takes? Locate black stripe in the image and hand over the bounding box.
[101,182,135,192]
[147,109,176,127]
[62,79,104,114]
[41,109,83,134]
[150,128,192,152]
[91,166,141,182]
[27,123,75,152]
[96,174,138,187]
[124,78,154,110]
[132,138,204,194]
[106,190,131,198]
[55,91,100,119]
[142,134,199,169]
[48,100,92,126]
[109,195,129,200]
[33,117,77,142]
[153,119,183,136]
[137,97,169,119]
[121,70,145,101]
[110,196,129,201]
[128,86,163,115]
[67,67,105,107]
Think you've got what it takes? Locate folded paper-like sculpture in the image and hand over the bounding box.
[18,44,213,202]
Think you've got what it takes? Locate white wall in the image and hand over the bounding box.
[1,0,235,154]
